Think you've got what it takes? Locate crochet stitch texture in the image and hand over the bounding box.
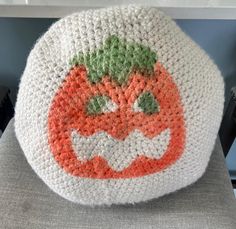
[15,5,224,205]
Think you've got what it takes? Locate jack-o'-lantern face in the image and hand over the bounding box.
[48,36,186,179]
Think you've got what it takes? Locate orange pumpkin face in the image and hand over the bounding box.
[48,60,186,179]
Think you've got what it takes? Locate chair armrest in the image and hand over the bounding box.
[219,87,236,156]
[0,86,14,133]
[219,87,236,188]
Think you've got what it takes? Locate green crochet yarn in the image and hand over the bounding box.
[86,95,109,115]
[137,92,159,114]
[70,35,157,85]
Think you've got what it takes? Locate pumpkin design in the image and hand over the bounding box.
[48,36,186,179]
[15,6,224,205]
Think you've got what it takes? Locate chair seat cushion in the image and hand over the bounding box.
[0,119,235,228]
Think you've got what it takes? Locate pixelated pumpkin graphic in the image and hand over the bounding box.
[48,36,186,179]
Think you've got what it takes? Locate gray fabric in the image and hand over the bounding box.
[0,119,235,229]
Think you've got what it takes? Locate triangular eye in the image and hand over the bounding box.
[133,91,160,114]
[87,95,118,115]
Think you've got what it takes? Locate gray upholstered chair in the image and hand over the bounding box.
[0,118,235,228]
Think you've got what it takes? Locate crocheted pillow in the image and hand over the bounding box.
[15,5,224,206]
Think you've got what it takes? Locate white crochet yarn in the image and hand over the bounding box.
[71,129,170,171]
[15,5,224,205]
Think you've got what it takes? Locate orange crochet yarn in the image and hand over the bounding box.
[48,61,186,178]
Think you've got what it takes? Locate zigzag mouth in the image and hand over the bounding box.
[71,129,170,171]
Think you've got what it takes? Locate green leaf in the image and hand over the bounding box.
[70,35,157,85]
